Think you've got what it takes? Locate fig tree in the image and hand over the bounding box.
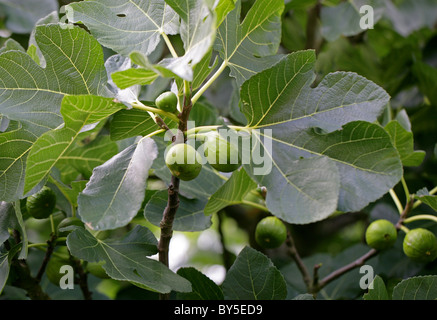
[165,143,202,181]
[203,131,241,172]
[255,216,287,249]
[365,219,397,250]
[403,228,437,263]
[26,186,57,219]
[155,91,178,113]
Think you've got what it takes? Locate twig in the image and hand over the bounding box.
[35,233,57,283]
[157,81,193,300]
[285,231,312,290]
[315,248,378,292]
[70,256,92,300]
[311,198,415,294]
[157,176,180,300]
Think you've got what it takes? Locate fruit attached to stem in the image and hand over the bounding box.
[203,131,241,172]
[155,91,178,113]
[365,219,397,250]
[26,186,57,219]
[255,216,287,249]
[165,143,203,181]
[403,228,437,263]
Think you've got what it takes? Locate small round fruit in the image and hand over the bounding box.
[165,143,202,181]
[365,219,397,250]
[26,186,57,219]
[155,91,178,113]
[87,261,110,279]
[403,228,437,263]
[46,247,71,286]
[255,216,287,249]
[57,216,84,237]
[203,131,241,172]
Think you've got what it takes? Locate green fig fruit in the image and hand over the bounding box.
[165,143,203,181]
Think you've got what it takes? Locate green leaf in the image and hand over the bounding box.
[241,50,401,224]
[0,38,25,54]
[111,68,159,90]
[191,49,218,91]
[12,200,27,259]
[385,0,437,37]
[0,24,110,135]
[65,0,179,57]
[415,188,437,212]
[0,243,20,295]
[222,246,287,300]
[392,276,437,300]
[0,201,18,243]
[67,225,192,294]
[320,0,385,42]
[204,168,257,215]
[214,0,285,86]
[144,190,211,232]
[24,96,124,194]
[0,127,37,201]
[57,135,118,181]
[176,267,224,300]
[164,0,217,80]
[78,137,158,231]
[109,108,172,141]
[214,0,236,27]
[0,24,110,200]
[0,0,58,34]
[384,121,425,167]
[363,275,390,300]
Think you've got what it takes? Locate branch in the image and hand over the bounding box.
[315,248,378,292]
[157,83,192,300]
[285,231,312,290]
[312,198,415,294]
[11,259,51,300]
[35,233,57,283]
[70,256,93,300]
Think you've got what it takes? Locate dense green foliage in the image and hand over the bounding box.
[0,0,436,301]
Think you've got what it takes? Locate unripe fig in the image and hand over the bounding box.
[86,261,110,279]
[155,91,178,113]
[365,219,397,250]
[46,247,71,286]
[26,186,57,219]
[403,228,437,263]
[255,216,287,249]
[203,131,241,172]
[165,143,202,181]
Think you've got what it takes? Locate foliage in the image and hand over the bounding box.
[0,0,436,301]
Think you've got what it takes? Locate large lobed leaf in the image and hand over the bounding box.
[0,24,110,201]
[240,50,402,224]
[214,0,285,86]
